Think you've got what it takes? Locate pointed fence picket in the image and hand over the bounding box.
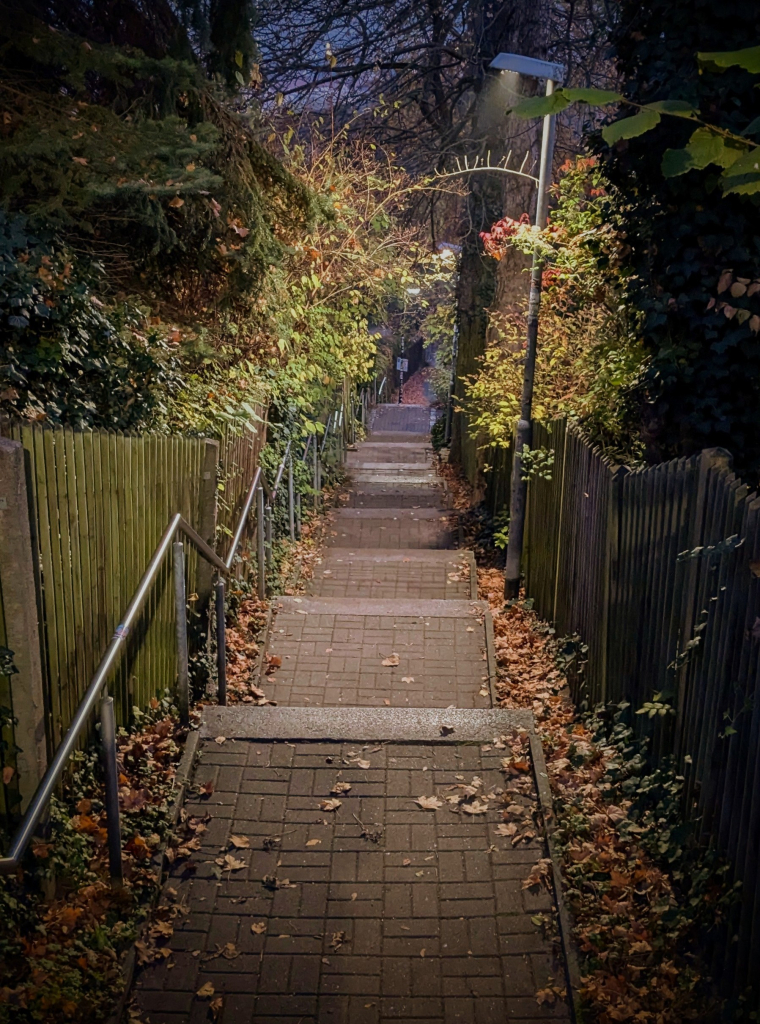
[487,419,760,998]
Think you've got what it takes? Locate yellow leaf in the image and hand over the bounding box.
[197,981,215,998]
[168,196,185,208]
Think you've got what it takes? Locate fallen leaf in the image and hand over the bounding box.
[216,854,246,871]
[198,781,215,797]
[214,736,226,745]
[250,922,267,934]
[209,995,223,1018]
[495,823,518,836]
[197,981,215,998]
[320,798,342,811]
[331,781,352,795]
[351,892,358,901]
[229,835,250,848]
[420,948,426,957]
[415,795,443,811]
[168,196,185,208]
[403,858,411,866]
[330,930,347,950]
[461,800,489,815]
[381,654,400,667]
[401,677,415,684]
[306,839,322,847]
[355,759,371,770]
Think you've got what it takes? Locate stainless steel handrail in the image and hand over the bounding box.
[0,405,346,880]
[224,466,262,571]
[0,513,227,878]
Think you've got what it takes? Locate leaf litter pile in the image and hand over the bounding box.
[0,696,191,1022]
[479,566,730,1023]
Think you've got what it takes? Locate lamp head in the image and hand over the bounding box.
[489,52,565,84]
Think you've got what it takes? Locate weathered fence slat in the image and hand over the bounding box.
[504,419,760,997]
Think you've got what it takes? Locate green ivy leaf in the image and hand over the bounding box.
[602,107,661,145]
[561,88,624,106]
[645,100,698,117]
[741,115,760,138]
[697,45,760,74]
[510,92,571,118]
[662,128,737,177]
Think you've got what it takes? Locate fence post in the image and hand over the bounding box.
[295,490,302,538]
[601,465,626,704]
[215,578,227,705]
[0,438,47,811]
[288,457,295,542]
[195,439,220,626]
[100,692,123,886]
[257,485,266,597]
[173,541,190,725]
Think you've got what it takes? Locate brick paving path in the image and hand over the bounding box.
[132,406,571,1024]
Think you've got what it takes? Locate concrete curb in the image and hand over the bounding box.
[528,730,584,1024]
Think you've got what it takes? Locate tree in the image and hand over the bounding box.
[254,0,613,485]
[593,2,760,474]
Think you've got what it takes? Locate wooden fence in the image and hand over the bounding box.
[0,418,265,822]
[495,419,760,997]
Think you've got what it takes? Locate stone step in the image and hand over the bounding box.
[310,550,476,601]
[342,493,445,509]
[201,704,530,740]
[259,597,494,709]
[327,514,456,549]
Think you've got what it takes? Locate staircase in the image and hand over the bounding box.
[132,404,571,1024]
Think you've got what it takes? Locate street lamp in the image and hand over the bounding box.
[488,52,566,600]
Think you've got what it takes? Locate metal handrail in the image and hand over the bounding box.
[0,402,348,882]
[0,513,227,878]
[224,466,262,571]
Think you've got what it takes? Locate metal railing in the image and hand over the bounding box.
[0,407,351,884]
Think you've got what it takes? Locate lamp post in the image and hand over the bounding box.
[488,52,565,600]
[399,287,420,404]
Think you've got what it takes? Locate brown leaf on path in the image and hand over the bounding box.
[209,995,224,1018]
[196,981,215,998]
[214,736,226,745]
[495,823,518,836]
[306,839,322,847]
[251,922,267,934]
[216,854,246,871]
[461,800,489,815]
[229,835,250,849]
[381,653,400,667]
[198,780,215,797]
[330,930,347,950]
[331,781,352,795]
[320,798,342,811]
[415,795,443,810]
[355,759,371,769]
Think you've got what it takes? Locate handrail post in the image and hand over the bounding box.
[257,485,266,598]
[265,503,273,569]
[215,577,227,705]
[100,693,123,888]
[313,436,320,509]
[296,489,302,538]
[288,456,295,542]
[173,541,190,726]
